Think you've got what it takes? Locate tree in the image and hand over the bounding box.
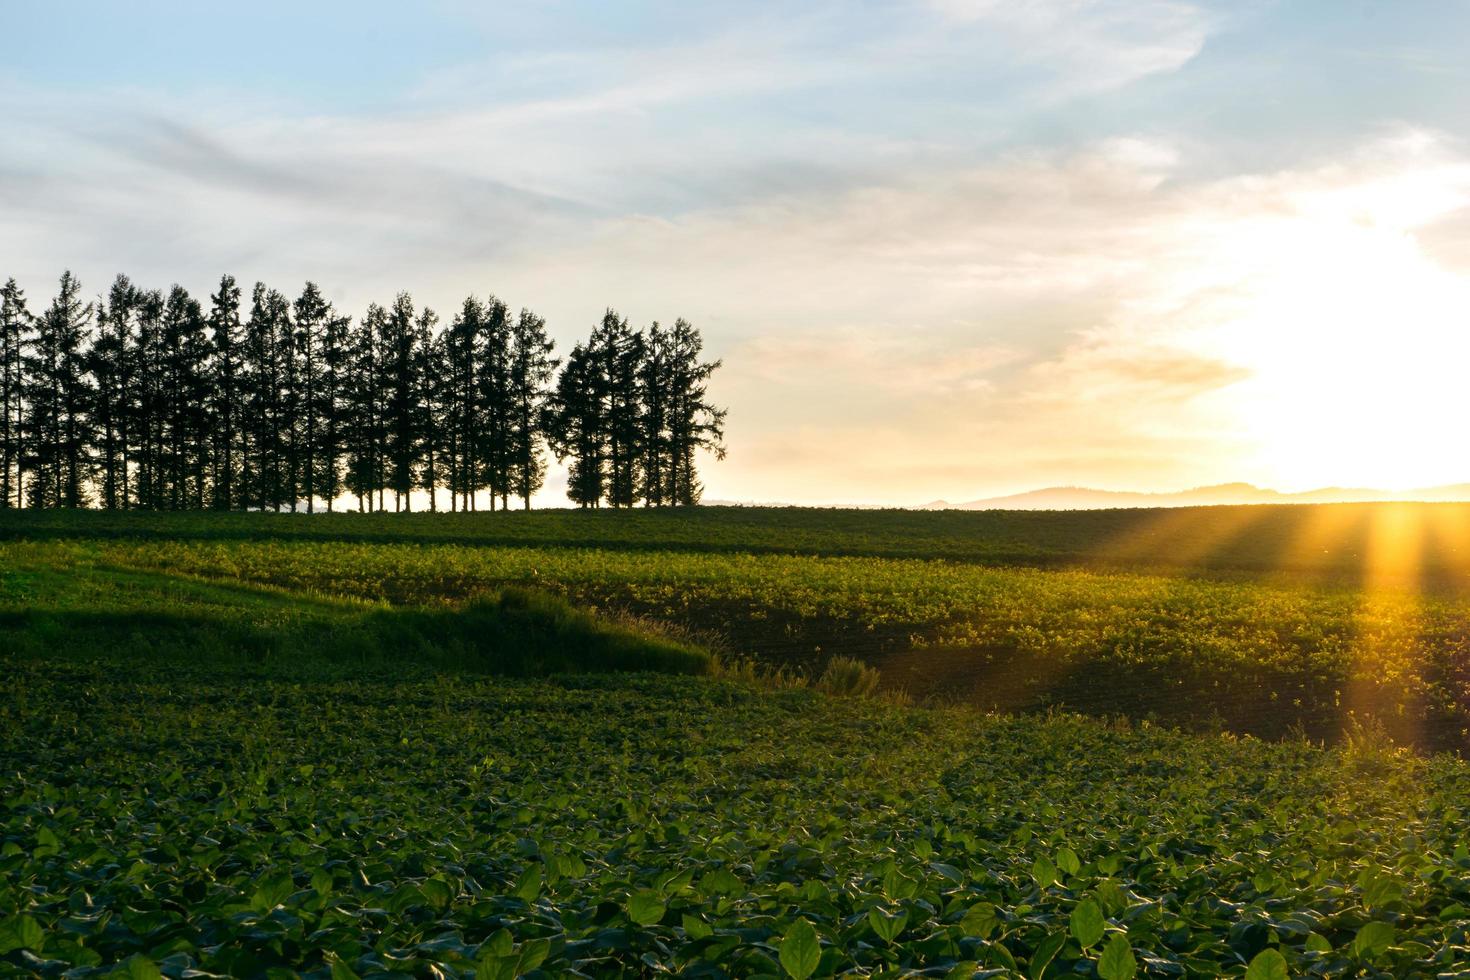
[130,289,167,510]
[317,303,351,512]
[381,293,419,511]
[242,284,291,511]
[293,282,331,512]
[477,297,513,510]
[590,310,645,507]
[343,303,386,511]
[89,275,136,510]
[545,341,605,508]
[664,319,726,505]
[638,321,672,507]
[0,278,31,508]
[444,297,484,511]
[507,308,557,509]
[208,275,243,510]
[413,307,445,512]
[157,286,212,509]
[24,272,94,508]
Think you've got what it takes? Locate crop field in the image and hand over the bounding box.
[5,503,1470,746]
[6,504,1470,976]
[7,656,1470,978]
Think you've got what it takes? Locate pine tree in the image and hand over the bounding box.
[507,308,557,509]
[343,303,386,511]
[638,321,672,507]
[382,293,419,512]
[590,310,645,507]
[317,304,351,512]
[89,276,136,510]
[160,286,210,509]
[24,272,94,508]
[293,282,331,512]
[664,318,726,505]
[242,284,291,511]
[412,307,443,511]
[208,275,243,510]
[477,297,513,510]
[444,297,484,512]
[131,289,167,510]
[0,278,31,508]
[546,341,606,508]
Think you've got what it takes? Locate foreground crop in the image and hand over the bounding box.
[4,660,1470,977]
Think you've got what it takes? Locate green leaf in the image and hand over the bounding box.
[867,906,908,943]
[250,870,295,912]
[124,955,164,980]
[0,915,44,954]
[421,876,454,910]
[329,955,363,980]
[310,867,335,897]
[1305,932,1332,953]
[959,903,998,939]
[1097,934,1138,980]
[627,889,666,927]
[780,918,821,980]
[1070,899,1105,948]
[1056,847,1081,877]
[1029,929,1067,980]
[518,937,552,972]
[1351,921,1394,960]
[682,913,713,940]
[513,866,542,903]
[1245,948,1288,980]
[1033,854,1058,889]
[484,928,514,957]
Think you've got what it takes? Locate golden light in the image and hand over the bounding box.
[1195,150,1470,492]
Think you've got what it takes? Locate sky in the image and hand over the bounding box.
[4,0,1470,506]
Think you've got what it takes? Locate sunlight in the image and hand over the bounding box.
[1201,160,1470,492]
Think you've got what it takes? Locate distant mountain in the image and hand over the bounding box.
[923,482,1470,511]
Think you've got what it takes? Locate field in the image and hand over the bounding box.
[6,504,1470,977]
[5,504,1470,746]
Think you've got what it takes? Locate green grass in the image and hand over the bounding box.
[4,659,1469,977]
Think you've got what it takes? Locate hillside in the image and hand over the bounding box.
[928,481,1470,510]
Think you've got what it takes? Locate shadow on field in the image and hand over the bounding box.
[873,643,1463,751]
[0,587,712,679]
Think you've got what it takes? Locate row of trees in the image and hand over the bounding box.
[0,272,725,512]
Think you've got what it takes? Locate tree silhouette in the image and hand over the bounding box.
[508,308,558,509]
[208,275,243,510]
[1,279,32,508]
[0,271,723,511]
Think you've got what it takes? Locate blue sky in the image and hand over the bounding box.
[4,1,1470,503]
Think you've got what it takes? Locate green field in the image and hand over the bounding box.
[6,505,1470,976]
[5,504,1470,745]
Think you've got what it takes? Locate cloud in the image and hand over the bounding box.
[4,5,1468,504]
[922,0,1212,95]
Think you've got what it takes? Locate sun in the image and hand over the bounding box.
[1201,167,1470,492]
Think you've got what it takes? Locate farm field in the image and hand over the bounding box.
[6,655,1470,977]
[7,504,1470,976]
[5,503,1470,746]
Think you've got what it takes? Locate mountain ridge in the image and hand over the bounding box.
[921,482,1470,511]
